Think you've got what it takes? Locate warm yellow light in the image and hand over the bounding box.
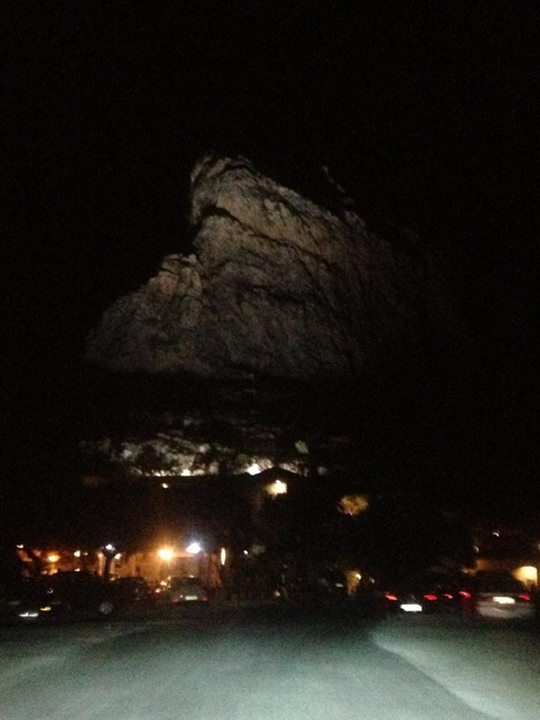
[266,480,287,497]
[514,566,538,584]
[40,606,52,612]
[74,550,81,558]
[158,547,174,562]
[161,482,169,489]
[220,547,227,566]
[47,553,60,564]
[346,569,362,594]
[247,463,262,476]
[338,494,369,516]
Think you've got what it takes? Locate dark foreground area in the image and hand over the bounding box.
[1,604,539,720]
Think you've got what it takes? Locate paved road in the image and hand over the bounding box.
[1,605,539,720]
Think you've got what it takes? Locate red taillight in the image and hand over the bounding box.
[424,594,438,601]
[459,590,472,599]
[518,594,530,602]
[385,593,398,601]
[443,593,453,599]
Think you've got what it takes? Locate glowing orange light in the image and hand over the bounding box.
[157,547,174,562]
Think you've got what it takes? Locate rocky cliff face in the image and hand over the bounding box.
[85,155,459,380]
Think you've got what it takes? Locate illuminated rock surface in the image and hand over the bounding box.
[86,155,459,379]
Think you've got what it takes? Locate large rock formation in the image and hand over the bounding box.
[86,155,459,379]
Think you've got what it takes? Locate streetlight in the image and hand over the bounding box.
[157,547,175,562]
[101,543,118,581]
[157,546,175,583]
[186,541,205,583]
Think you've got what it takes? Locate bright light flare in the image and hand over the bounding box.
[186,542,202,555]
[266,480,287,497]
[400,603,423,613]
[157,547,174,562]
[514,565,538,584]
[47,553,60,564]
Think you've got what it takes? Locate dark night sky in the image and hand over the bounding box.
[2,2,539,531]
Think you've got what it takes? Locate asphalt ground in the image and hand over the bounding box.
[1,604,539,720]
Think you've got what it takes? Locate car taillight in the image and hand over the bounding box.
[518,594,530,602]
[385,593,398,601]
[443,593,453,599]
[459,590,471,599]
[423,594,438,601]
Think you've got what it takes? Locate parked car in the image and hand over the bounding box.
[0,577,61,623]
[311,568,348,599]
[43,571,118,618]
[468,571,536,620]
[168,576,209,604]
[289,567,348,602]
[380,585,434,614]
[111,576,155,609]
[379,572,471,615]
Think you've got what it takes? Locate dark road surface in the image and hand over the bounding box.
[1,605,539,720]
